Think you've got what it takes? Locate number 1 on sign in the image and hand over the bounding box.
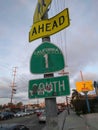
[44,54,48,68]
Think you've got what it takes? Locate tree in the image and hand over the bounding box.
[71,89,83,114]
[8,102,14,107]
[71,89,82,100]
[16,102,23,107]
[0,105,2,110]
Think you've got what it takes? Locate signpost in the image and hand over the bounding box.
[30,42,65,74]
[29,75,70,98]
[76,71,94,113]
[28,1,70,129]
[29,8,70,42]
[76,80,94,113]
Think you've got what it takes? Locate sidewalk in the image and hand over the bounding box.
[64,110,88,130]
[83,113,98,130]
[63,110,98,130]
[42,110,98,130]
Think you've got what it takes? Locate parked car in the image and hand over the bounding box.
[38,112,46,123]
[14,111,24,117]
[0,124,29,130]
[0,112,9,120]
[6,112,14,118]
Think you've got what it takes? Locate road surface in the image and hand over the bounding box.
[0,114,46,130]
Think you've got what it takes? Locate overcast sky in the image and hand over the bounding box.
[0,0,98,105]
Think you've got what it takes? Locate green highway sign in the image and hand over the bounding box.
[30,42,65,74]
[28,75,70,99]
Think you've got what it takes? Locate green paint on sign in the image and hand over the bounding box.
[28,75,70,99]
[30,42,65,74]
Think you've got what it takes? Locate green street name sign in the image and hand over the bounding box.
[30,42,65,74]
[28,75,70,99]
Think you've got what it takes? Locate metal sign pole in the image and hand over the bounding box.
[29,1,70,130]
[80,71,90,113]
[84,91,90,113]
[44,74,59,130]
[42,10,59,130]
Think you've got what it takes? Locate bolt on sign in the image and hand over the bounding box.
[30,42,65,74]
[29,8,70,42]
[76,80,94,92]
[33,0,52,23]
[28,75,70,99]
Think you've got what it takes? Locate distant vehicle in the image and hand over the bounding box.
[25,112,30,116]
[38,112,46,123]
[28,110,34,115]
[0,124,29,130]
[7,112,14,118]
[14,111,24,117]
[0,112,9,120]
[36,109,45,117]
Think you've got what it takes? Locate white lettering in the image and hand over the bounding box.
[38,83,45,95]
[30,79,66,96]
[34,48,61,56]
[52,81,58,92]
[45,82,53,92]
[44,54,48,68]
[29,90,33,96]
[58,80,65,92]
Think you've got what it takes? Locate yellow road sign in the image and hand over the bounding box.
[33,0,52,23]
[29,8,70,42]
[76,80,94,92]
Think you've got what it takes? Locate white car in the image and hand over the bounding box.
[14,112,24,117]
[38,112,46,123]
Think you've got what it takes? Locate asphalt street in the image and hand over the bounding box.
[0,114,46,130]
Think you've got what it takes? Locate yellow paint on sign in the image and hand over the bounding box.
[29,8,70,42]
[76,80,94,92]
[33,0,52,23]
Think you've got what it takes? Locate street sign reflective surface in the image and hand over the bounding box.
[29,75,70,98]
[76,80,94,92]
[29,8,70,42]
[30,42,65,74]
[33,0,52,23]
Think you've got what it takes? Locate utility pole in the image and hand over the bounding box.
[10,67,17,104]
